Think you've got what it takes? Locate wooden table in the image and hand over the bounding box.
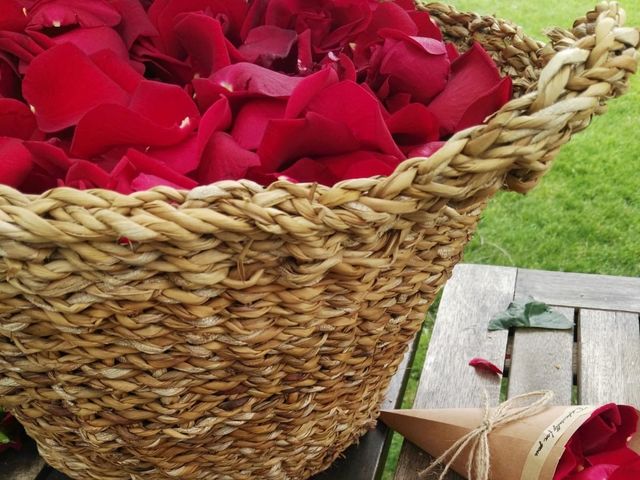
[2,264,639,480]
[394,264,640,479]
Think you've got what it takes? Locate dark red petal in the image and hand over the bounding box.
[22,43,131,132]
[111,148,198,193]
[90,48,143,94]
[307,80,404,158]
[428,43,511,135]
[65,160,111,189]
[196,132,260,184]
[0,30,51,66]
[285,67,338,118]
[52,26,129,61]
[0,0,28,32]
[377,31,450,103]
[128,80,199,128]
[446,42,460,61]
[149,136,199,175]
[23,139,73,173]
[277,158,338,185]
[231,98,286,150]
[109,0,158,49]
[611,459,640,480]
[0,99,38,140]
[410,11,443,40]
[197,96,232,158]
[296,29,313,75]
[174,13,230,78]
[147,0,248,56]
[0,54,19,98]
[469,357,503,376]
[323,151,400,180]
[386,103,440,154]
[258,112,360,172]
[357,1,418,48]
[131,38,193,85]
[208,62,304,97]
[454,76,512,132]
[27,0,122,29]
[71,104,193,157]
[239,25,297,67]
[0,137,33,187]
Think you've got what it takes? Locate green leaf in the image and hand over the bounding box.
[488,297,574,331]
[0,430,10,445]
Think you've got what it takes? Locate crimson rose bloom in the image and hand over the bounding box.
[0,0,512,194]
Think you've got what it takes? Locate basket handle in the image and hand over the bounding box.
[503,1,639,192]
[377,2,638,202]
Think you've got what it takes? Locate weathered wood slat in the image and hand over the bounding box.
[516,269,640,313]
[578,309,640,405]
[508,307,575,404]
[312,332,420,480]
[0,438,45,480]
[393,264,517,480]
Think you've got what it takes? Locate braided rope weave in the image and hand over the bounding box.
[0,3,637,479]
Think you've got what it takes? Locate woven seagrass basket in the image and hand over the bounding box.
[0,2,638,480]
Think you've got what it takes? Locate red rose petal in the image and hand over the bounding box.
[307,80,403,158]
[109,0,158,49]
[239,25,297,67]
[71,105,192,157]
[0,99,38,140]
[0,137,33,187]
[147,0,248,56]
[258,112,360,172]
[90,49,143,94]
[277,158,338,185]
[296,28,313,75]
[149,136,199,175]
[27,0,122,29]
[128,80,199,128]
[428,42,512,135]
[209,62,304,97]
[0,30,51,66]
[23,43,131,132]
[409,10,443,40]
[0,54,19,98]
[469,357,503,375]
[386,103,440,155]
[65,160,111,189]
[323,151,400,180]
[52,26,130,62]
[0,0,28,32]
[197,97,233,157]
[454,76,512,133]
[174,13,231,78]
[611,459,640,480]
[110,149,198,193]
[196,132,260,184]
[231,98,287,150]
[285,67,338,118]
[376,30,450,103]
[131,37,193,85]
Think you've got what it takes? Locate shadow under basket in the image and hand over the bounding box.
[0,2,638,479]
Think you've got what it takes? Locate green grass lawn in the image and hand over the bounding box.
[383,1,640,477]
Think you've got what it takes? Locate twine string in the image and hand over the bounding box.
[418,390,554,480]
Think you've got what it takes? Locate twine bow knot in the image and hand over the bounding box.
[419,390,554,480]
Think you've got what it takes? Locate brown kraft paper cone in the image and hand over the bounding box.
[381,405,640,480]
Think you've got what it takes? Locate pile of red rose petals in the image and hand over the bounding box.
[554,404,640,479]
[0,0,512,193]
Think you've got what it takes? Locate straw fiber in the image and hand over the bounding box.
[0,3,637,479]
